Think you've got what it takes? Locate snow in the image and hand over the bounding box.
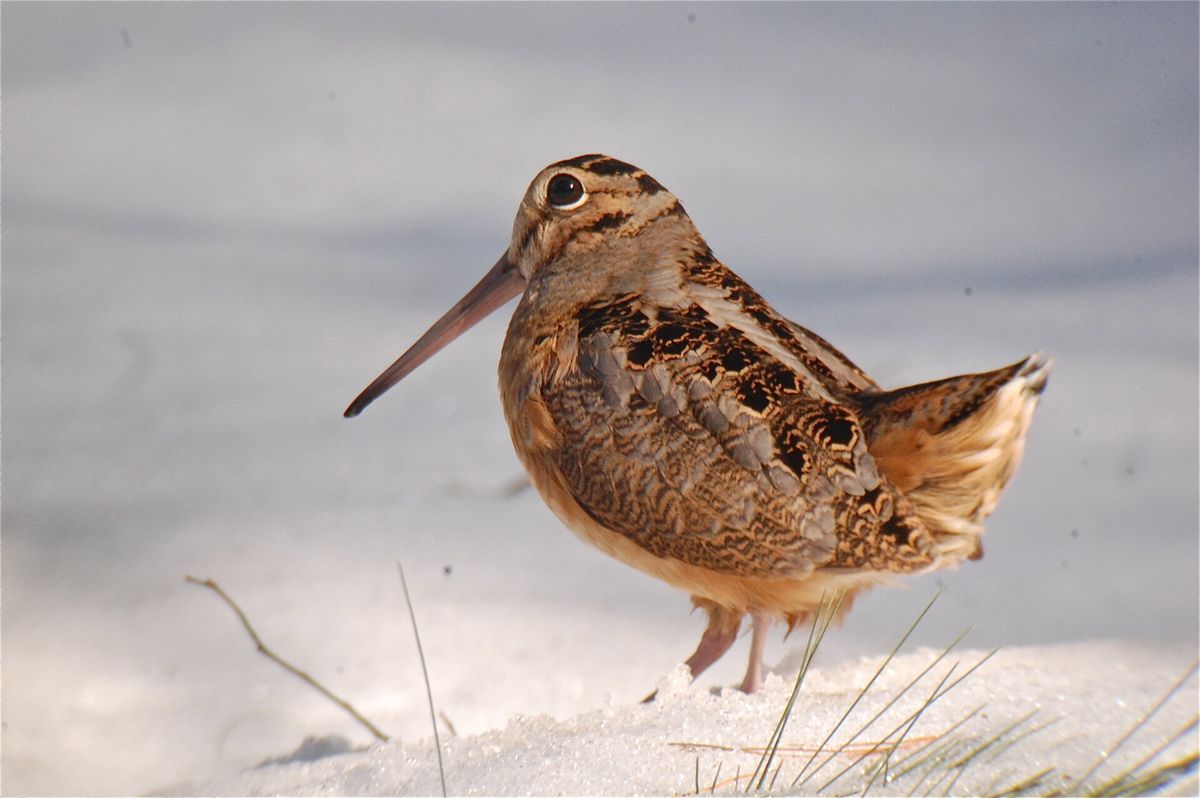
[185,642,1198,796]
[3,3,1197,795]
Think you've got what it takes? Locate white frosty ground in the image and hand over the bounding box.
[6,264,1196,794]
[186,641,1197,796]
[4,4,1198,795]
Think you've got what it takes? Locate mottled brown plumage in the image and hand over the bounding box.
[346,154,1050,695]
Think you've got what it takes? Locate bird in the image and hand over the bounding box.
[345,154,1050,695]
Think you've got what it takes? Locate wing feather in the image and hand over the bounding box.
[539,295,938,579]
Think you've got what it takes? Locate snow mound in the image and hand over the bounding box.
[184,640,1197,796]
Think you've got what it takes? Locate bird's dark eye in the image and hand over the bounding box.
[546,173,586,209]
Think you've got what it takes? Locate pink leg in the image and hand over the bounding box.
[683,605,743,678]
[739,612,774,693]
[642,604,743,702]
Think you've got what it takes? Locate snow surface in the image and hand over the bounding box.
[3,4,1198,795]
[184,641,1199,796]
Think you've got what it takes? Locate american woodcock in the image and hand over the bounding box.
[346,154,1050,695]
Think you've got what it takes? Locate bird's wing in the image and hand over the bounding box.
[536,293,938,580]
[777,318,882,394]
[682,245,882,395]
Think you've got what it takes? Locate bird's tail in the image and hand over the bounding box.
[857,354,1051,563]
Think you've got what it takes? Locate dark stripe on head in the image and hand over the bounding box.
[649,197,685,222]
[554,153,607,170]
[516,218,539,256]
[635,172,665,195]
[585,157,641,177]
[589,211,632,233]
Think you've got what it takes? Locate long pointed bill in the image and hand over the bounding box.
[344,252,524,418]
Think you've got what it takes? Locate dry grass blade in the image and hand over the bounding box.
[924,759,960,796]
[185,575,390,743]
[816,660,959,795]
[1057,659,1199,796]
[792,625,975,791]
[988,765,1056,797]
[1093,752,1199,797]
[814,646,998,795]
[1086,716,1199,798]
[858,668,965,795]
[746,590,845,792]
[889,704,985,780]
[791,625,981,792]
[791,592,943,787]
[946,709,1040,771]
[964,714,1064,796]
[768,758,790,791]
[685,597,1195,797]
[672,737,936,758]
[939,709,1045,797]
[904,739,972,798]
[979,714,1062,768]
[1165,772,1199,798]
[397,562,448,798]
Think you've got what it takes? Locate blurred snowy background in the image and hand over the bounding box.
[3,3,1196,794]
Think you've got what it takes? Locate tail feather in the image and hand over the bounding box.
[857,354,1051,563]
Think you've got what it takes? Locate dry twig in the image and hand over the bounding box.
[185,575,390,743]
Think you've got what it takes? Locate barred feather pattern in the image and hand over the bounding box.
[358,153,1050,691]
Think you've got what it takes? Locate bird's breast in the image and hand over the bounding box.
[498,292,584,432]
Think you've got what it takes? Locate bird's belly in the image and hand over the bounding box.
[522,441,886,616]
[503,379,886,618]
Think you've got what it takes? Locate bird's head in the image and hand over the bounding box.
[344,155,700,417]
